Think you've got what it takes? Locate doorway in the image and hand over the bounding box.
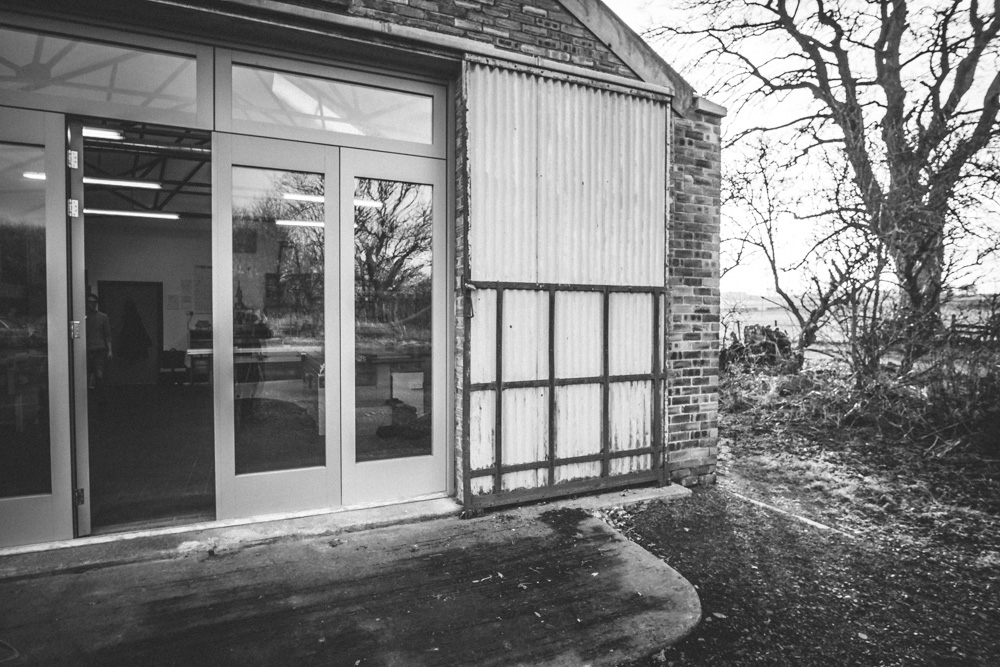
[73,120,215,533]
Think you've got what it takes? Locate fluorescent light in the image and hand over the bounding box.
[276,219,324,227]
[22,172,46,180]
[82,127,124,140]
[354,199,383,209]
[84,208,179,220]
[83,177,161,190]
[282,193,324,203]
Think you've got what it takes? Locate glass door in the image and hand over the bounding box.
[340,149,447,505]
[214,135,340,519]
[0,107,73,548]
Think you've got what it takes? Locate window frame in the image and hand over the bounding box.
[216,49,447,159]
[0,13,213,129]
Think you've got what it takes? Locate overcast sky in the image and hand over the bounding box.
[600,0,1000,298]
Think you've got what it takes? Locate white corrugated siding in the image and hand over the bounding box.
[610,292,653,376]
[501,387,548,491]
[554,384,601,483]
[469,288,497,384]
[467,65,538,282]
[610,381,653,476]
[466,62,667,497]
[554,291,602,378]
[468,64,666,287]
[502,290,548,383]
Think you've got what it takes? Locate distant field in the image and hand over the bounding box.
[719,298,998,367]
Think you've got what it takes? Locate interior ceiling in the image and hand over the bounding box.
[83,121,211,232]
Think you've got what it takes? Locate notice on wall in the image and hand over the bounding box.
[194,265,212,314]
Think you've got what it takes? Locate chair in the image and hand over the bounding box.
[159,349,188,385]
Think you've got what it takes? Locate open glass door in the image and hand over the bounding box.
[0,108,73,548]
[340,149,447,505]
[214,135,340,519]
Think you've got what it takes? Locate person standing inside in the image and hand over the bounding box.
[86,292,112,389]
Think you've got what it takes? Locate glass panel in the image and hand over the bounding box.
[354,178,432,462]
[232,65,433,144]
[0,144,51,498]
[0,26,197,113]
[82,123,215,529]
[233,167,325,474]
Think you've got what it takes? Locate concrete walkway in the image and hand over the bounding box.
[0,488,699,667]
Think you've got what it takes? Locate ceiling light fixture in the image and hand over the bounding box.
[83,177,162,190]
[82,127,124,140]
[354,199,383,209]
[282,193,324,203]
[276,220,324,227]
[22,172,46,180]
[84,208,180,220]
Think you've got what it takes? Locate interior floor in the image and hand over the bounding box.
[88,384,215,532]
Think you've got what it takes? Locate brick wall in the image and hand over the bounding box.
[323,0,638,78]
[667,107,723,487]
[454,74,470,503]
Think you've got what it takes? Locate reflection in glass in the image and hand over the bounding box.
[0,27,197,113]
[355,178,432,462]
[0,144,51,498]
[232,65,433,144]
[232,167,325,474]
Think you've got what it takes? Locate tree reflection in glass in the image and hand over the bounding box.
[232,167,325,474]
[354,178,433,462]
[0,144,51,498]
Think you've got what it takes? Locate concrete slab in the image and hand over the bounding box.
[0,492,699,666]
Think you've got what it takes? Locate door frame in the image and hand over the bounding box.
[213,133,343,519]
[0,107,74,547]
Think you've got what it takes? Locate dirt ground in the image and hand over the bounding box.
[605,399,1000,667]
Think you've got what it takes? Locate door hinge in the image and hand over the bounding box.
[68,199,79,218]
[70,321,81,339]
[67,149,79,169]
[73,488,85,506]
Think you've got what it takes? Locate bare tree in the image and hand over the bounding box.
[726,138,887,369]
[656,0,1000,355]
[353,179,433,323]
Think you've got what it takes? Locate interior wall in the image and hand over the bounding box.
[85,222,212,351]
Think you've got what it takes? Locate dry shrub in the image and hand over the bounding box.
[721,344,1000,456]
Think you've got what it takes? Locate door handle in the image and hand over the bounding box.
[70,321,81,339]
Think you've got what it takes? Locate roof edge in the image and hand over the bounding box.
[694,95,727,117]
[558,0,698,113]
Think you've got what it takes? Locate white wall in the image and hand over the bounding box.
[85,220,212,350]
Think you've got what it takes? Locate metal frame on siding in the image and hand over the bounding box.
[463,280,666,510]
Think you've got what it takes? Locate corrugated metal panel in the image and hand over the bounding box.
[469,389,496,472]
[536,79,666,287]
[609,292,653,375]
[502,290,548,382]
[501,387,548,491]
[469,288,497,384]
[554,291,602,378]
[464,62,669,506]
[554,384,602,483]
[467,65,537,282]
[467,63,666,287]
[609,381,651,476]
